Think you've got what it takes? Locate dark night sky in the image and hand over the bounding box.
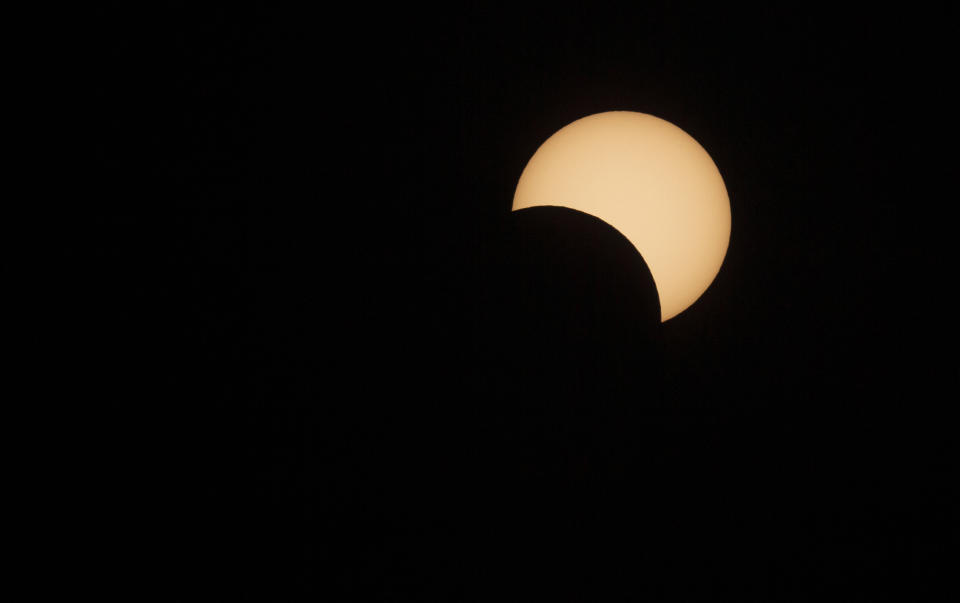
[93,4,956,601]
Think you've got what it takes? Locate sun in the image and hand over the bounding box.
[513,111,731,321]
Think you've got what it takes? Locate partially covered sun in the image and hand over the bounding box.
[513,111,731,321]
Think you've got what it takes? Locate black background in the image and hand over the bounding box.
[94,4,956,601]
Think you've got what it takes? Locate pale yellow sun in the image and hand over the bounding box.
[513,111,731,321]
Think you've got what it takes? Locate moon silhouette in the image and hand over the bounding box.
[512,111,731,321]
